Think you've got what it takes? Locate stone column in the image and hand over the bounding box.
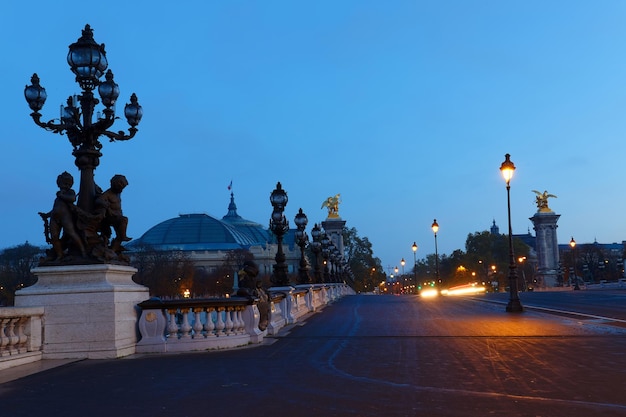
[530,212,561,288]
[322,218,347,257]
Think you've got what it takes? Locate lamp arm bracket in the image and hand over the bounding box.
[101,127,137,142]
[30,112,66,135]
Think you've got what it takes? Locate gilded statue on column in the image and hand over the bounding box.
[532,190,557,213]
[321,194,341,218]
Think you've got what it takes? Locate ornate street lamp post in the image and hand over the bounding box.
[269,182,290,286]
[400,258,406,292]
[570,237,580,290]
[394,265,399,294]
[412,242,418,294]
[333,247,343,283]
[294,208,311,284]
[310,224,322,283]
[321,233,331,283]
[500,154,523,312]
[24,24,142,264]
[431,219,440,288]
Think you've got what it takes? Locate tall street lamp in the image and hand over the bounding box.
[310,223,322,283]
[269,182,289,286]
[431,219,440,287]
[24,24,142,264]
[570,237,580,290]
[394,266,399,294]
[321,233,331,283]
[412,242,418,294]
[500,153,523,312]
[400,258,406,293]
[294,208,311,284]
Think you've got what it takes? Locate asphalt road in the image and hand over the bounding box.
[1,293,626,417]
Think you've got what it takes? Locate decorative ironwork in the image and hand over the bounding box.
[269,182,290,286]
[25,25,142,265]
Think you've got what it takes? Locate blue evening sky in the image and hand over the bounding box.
[2,1,626,273]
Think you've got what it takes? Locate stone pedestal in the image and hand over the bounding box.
[15,264,149,359]
[322,217,347,255]
[530,212,561,288]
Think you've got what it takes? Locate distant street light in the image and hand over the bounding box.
[500,154,523,312]
[570,237,580,290]
[518,256,527,291]
[412,242,418,293]
[431,219,440,287]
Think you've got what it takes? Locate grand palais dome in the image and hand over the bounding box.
[129,193,279,252]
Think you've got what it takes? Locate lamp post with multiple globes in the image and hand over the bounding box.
[24,24,142,263]
[269,182,290,286]
[294,208,311,284]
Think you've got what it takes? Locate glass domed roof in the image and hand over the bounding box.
[129,194,271,252]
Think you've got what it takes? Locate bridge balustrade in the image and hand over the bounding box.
[0,307,44,370]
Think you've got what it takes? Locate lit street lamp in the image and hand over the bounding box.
[500,153,523,312]
[412,242,418,293]
[431,219,440,287]
[570,237,580,290]
[321,233,331,283]
[24,24,142,264]
[269,182,289,286]
[394,266,399,294]
[400,258,406,293]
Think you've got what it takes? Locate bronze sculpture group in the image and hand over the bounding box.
[39,172,131,264]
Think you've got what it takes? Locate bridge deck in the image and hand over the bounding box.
[2,294,626,417]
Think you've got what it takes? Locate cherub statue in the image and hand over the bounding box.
[96,174,131,254]
[532,190,557,213]
[321,194,341,218]
[38,171,87,261]
[236,261,270,331]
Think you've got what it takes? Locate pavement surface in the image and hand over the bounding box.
[1,294,626,417]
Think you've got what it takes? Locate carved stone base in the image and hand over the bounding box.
[15,264,149,359]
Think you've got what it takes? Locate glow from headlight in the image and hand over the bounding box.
[442,283,486,296]
[420,288,439,298]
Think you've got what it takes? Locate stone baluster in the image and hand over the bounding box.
[180,308,192,339]
[215,307,226,336]
[16,316,28,353]
[235,306,245,334]
[225,307,234,335]
[192,308,204,339]
[6,318,18,355]
[204,308,216,337]
[167,309,179,340]
[0,318,9,356]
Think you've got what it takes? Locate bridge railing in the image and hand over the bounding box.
[136,283,354,354]
[0,306,44,370]
[0,283,354,367]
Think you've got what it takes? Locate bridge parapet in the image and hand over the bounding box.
[0,306,44,370]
